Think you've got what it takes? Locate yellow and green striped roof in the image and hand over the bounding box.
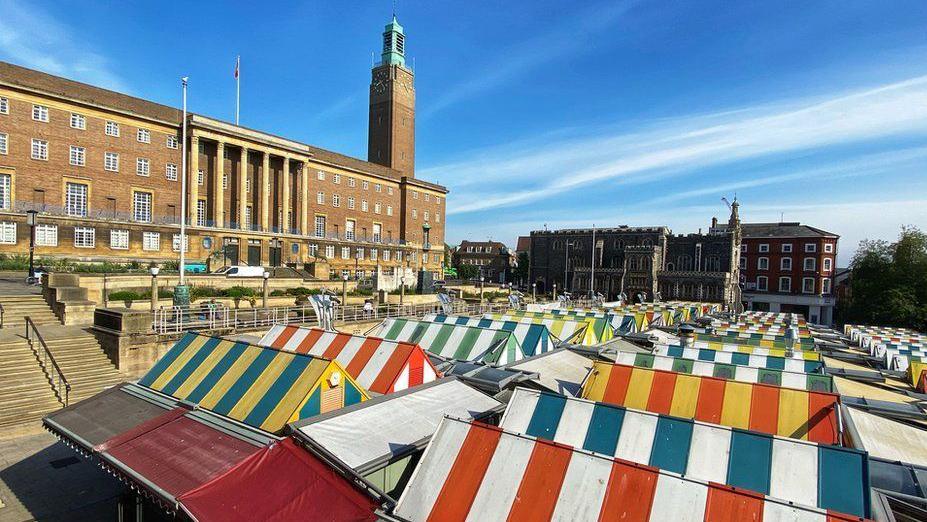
[138,332,369,433]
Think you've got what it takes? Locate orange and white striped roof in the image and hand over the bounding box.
[259,325,440,395]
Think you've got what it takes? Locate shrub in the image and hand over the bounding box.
[270,289,287,297]
[189,286,221,302]
[224,286,257,299]
[139,288,174,299]
[109,290,142,302]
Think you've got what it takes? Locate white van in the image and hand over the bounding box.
[214,265,266,278]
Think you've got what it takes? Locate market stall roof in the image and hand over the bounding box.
[499,387,869,517]
[97,406,277,510]
[615,350,833,392]
[843,406,927,466]
[138,332,369,433]
[582,360,840,444]
[258,325,439,395]
[654,344,823,372]
[504,348,593,397]
[483,311,613,346]
[178,438,379,522]
[43,382,175,453]
[291,378,502,474]
[392,417,862,522]
[372,318,524,365]
[423,313,560,355]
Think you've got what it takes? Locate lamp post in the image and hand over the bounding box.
[479,276,484,304]
[26,210,37,283]
[174,76,191,307]
[399,274,406,305]
[262,271,270,309]
[149,266,160,312]
[553,283,558,301]
[342,274,349,307]
[532,283,536,302]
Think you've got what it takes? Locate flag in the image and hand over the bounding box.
[234,56,239,79]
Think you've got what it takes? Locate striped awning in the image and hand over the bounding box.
[258,325,440,395]
[393,417,859,521]
[422,313,555,356]
[138,332,369,433]
[373,318,524,365]
[499,388,869,517]
[656,341,822,361]
[482,311,612,346]
[582,361,840,444]
[654,344,824,373]
[615,351,833,392]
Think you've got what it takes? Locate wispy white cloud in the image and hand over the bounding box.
[420,1,638,118]
[640,147,927,207]
[439,75,927,215]
[0,0,128,92]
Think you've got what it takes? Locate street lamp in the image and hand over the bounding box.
[26,210,38,283]
[342,273,349,307]
[479,276,485,303]
[532,283,536,302]
[149,266,160,312]
[262,271,270,309]
[175,76,191,307]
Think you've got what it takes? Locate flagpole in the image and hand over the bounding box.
[179,77,189,289]
[235,56,240,125]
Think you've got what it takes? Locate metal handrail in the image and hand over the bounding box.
[25,316,71,406]
[151,300,515,334]
[0,302,4,329]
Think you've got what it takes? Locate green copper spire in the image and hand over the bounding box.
[381,15,405,67]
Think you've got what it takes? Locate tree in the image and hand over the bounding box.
[457,264,479,280]
[841,226,927,330]
[514,251,530,283]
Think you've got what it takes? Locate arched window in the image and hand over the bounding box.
[666,262,675,271]
[642,238,652,247]
[615,239,624,249]
[678,255,692,271]
[628,257,639,270]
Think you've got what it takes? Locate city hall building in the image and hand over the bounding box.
[0,17,446,279]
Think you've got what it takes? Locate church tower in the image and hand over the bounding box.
[368,16,415,177]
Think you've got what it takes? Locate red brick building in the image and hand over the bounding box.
[714,222,838,324]
[0,16,445,279]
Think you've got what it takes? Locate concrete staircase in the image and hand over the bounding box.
[39,327,124,404]
[0,294,61,330]
[0,335,63,431]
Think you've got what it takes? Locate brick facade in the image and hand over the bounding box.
[0,17,446,279]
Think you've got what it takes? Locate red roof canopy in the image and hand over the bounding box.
[179,438,378,522]
[99,408,265,503]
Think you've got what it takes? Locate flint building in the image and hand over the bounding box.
[0,16,446,279]
[528,203,743,308]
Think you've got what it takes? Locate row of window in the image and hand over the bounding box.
[465,245,495,253]
[0,98,178,148]
[315,170,443,206]
[744,256,833,272]
[743,242,834,254]
[0,222,187,252]
[752,275,832,294]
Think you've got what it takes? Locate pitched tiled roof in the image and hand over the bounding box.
[0,61,182,123]
[715,222,838,238]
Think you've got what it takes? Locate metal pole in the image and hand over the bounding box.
[150,274,158,312]
[179,77,188,286]
[235,56,240,125]
[591,225,595,296]
[27,211,36,281]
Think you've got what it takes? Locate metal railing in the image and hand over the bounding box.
[25,316,70,406]
[0,302,4,329]
[152,300,514,335]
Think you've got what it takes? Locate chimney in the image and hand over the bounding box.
[711,216,718,228]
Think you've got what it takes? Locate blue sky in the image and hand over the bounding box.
[2,0,926,264]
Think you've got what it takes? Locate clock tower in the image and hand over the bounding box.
[368,16,415,177]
